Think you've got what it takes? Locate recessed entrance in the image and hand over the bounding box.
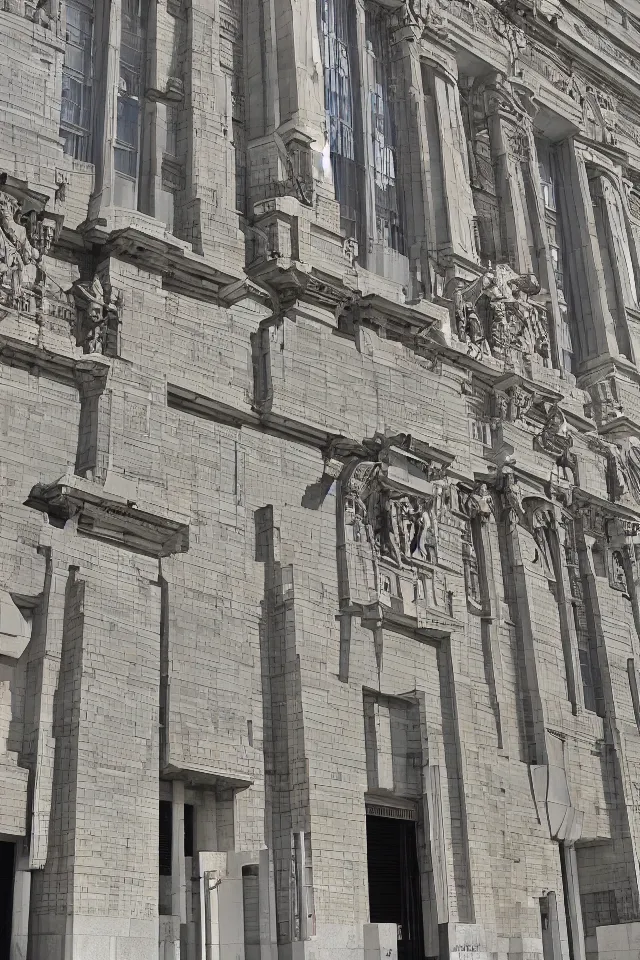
[366,814,424,960]
[0,840,15,958]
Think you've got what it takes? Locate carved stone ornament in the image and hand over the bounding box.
[583,432,628,503]
[609,548,628,592]
[491,382,535,423]
[453,263,550,366]
[458,482,494,524]
[0,175,64,317]
[343,463,445,569]
[617,439,640,507]
[403,0,450,36]
[535,403,579,487]
[584,375,623,425]
[69,271,122,356]
[334,433,461,626]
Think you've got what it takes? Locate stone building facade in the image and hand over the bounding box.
[3,0,640,957]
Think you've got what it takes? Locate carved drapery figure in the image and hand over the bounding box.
[461,482,494,523]
[70,274,122,355]
[0,191,41,311]
[610,549,627,591]
[530,505,554,574]
[501,469,526,527]
[373,485,441,567]
[0,180,64,315]
[616,440,640,506]
[453,264,550,364]
[459,482,493,611]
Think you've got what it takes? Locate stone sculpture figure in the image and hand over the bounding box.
[375,488,439,567]
[70,275,122,355]
[463,482,494,523]
[0,190,41,310]
[453,263,550,365]
[531,506,554,574]
[611,550,627,590]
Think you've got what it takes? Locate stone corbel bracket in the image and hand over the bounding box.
[81,226,241,304]
[247,254,360,321]
[24,475,189,558]
[146,77,184,103]
[341,293,448,350]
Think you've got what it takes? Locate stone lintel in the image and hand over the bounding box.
[597,415,640,443]
[160,762,253,791]
[346,600,463,640]
[572,488,640,528]
[24,475,190,557]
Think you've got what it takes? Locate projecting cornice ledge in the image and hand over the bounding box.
[24,474,190,558]
[74,217,249,304]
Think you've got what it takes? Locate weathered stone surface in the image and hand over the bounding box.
[3,0,640,958]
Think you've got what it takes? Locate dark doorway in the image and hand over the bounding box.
[0,841,15,958]
[366,815,424,960]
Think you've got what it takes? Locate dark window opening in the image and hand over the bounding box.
[366,815,424,960]
[0,841,15,959]
[580,889,619,939]
[159,799,172,876]
[184,803,194,858]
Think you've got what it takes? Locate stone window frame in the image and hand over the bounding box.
[59,0,95,162]
[80,0,160,220]
[319,0,410,275]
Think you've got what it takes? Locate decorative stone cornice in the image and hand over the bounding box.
[74,222,242,303]
[24,475,189,558]
[341,293,448,345]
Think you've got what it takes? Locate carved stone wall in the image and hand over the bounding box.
[5,0,640,960]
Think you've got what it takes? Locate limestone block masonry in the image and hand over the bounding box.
[4,0,640,959]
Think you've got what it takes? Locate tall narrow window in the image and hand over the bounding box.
[159,799,172,876]
[320,0,361,239]
[60,0,94,162]
[459,75,501,264]
[115,0,147,209]
[536,137,576,374]
[366,9,404,255]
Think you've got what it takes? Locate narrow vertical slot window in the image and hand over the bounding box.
[366,8,404,255]
[159,799,173,876]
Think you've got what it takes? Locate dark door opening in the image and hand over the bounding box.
[0,841,15,958]
[366,815,424,960]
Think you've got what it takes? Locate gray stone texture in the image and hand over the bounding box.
[2,0,640,959]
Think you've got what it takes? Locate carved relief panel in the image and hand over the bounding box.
[0,176,64,318]
[334,434,462,628]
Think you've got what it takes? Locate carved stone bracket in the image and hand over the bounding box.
[24,475,190,558]
[69,265,122,357]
